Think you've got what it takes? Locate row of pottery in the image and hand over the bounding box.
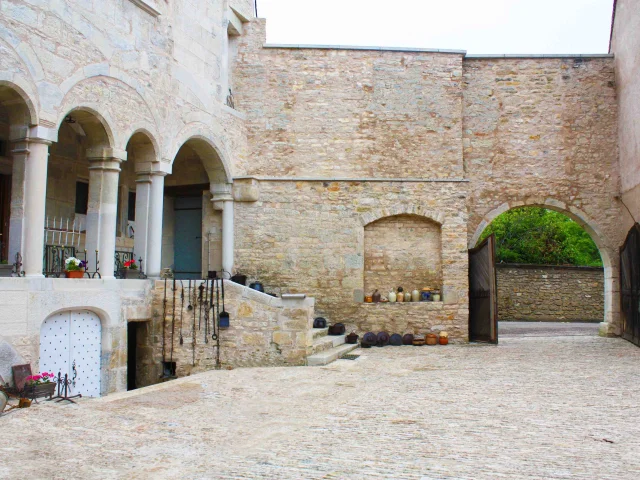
[365,287,441,303]
[361,331,448,347]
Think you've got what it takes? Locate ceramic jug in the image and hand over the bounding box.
[412,289,420,302]
[388,291,397,303]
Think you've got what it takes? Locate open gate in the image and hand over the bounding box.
[620,224,640,347]
[469,234,498,343]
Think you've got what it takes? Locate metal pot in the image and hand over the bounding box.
[231,274,247,286]
[249,282,264,292]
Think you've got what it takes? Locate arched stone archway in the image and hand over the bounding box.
[469,199,619,334]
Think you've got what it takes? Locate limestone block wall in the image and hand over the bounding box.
[364,214,442,296]
[496,264,604,322]
[233,180,470,341]
[140,280,313,387]
[464,57,621,250]
[235,20,465,179]
[610,0,640,225]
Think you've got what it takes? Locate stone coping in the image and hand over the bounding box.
[262,44,613,60]
[495,263,604,272]
[264,44,466,54]
[0,277,152,291]
[465,53,614,59]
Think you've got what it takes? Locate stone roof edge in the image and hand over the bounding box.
[465,53,614,59]
[234,176,470,183]
[262,45,613,59]
[263,44,467,54]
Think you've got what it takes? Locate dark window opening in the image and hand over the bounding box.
[75,182,89,215]
[128,191,136,221]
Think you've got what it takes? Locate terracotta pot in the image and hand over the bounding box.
[426,334,438,346]
[364,296,373,303]
[65,270,84,279]
[439,337,448,345]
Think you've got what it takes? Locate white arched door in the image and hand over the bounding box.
[40,310,102,397]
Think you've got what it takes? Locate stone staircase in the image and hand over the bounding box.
[307,327,359,366]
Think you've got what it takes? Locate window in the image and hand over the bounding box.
[75,182,89,215]
[128,191,136,221]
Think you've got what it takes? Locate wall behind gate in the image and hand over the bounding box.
[497,264,604,322]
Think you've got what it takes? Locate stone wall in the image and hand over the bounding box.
[364,214,442,296]
[610,0,640,228]
[138,280,313,387]
[233,180,470,342]
[497,264,604,322]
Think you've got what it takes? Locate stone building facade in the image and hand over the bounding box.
[0,0,631,395]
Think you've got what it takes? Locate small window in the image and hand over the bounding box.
[75,182,89,215]
[128,191,136,221]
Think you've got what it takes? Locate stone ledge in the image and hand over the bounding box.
[465,53,614,59]
[264,44,466,55]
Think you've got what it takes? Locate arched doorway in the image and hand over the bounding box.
[470,205,609,338]
[40,310,102,397]
[0,82,37,265]
[164,137,230,279]
[47,108,119,276]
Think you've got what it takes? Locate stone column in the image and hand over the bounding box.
[86,148,126,279]
[221,199,234,275]
[19,139,51,277]
[8,141,29,265]
[133,173,152,271]
[211,183,234,276]
[146,172,165,278]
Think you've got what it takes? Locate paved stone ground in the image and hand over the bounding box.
[499,321,600,337]
[1,332,639,479]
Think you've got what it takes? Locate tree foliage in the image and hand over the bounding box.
[479,208,602,266]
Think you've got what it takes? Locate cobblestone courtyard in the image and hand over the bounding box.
[2,328,639,479]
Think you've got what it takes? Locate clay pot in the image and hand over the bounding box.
[372,290,381,303]
[412,334,425,346]
[439,337,449,345]
[426,334,438,346]
[65,270,84,279]
[364,296,373,303]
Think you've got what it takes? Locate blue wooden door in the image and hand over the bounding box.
[174,196,202,279]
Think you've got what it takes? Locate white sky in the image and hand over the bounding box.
[256,0,615,54]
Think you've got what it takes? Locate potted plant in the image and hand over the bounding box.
[123,259,140,279]
[64,257,86,278]
[22,372,57,401]
[0,259,13,277]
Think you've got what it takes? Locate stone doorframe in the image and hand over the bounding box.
[468,199,619,336]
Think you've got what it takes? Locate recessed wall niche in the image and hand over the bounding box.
[364,214,442,298]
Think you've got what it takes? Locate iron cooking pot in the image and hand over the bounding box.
[249,282,264,292]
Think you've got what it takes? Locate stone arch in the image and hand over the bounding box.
[125,126,161,165]
[0,79,39,126]
[56,105,117,149]
[169,124,233,183]
[360,205,444,227]
[57,76,159,151]
[469,198,618,331]
[59,66,161,132]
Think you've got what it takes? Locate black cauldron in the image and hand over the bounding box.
[389,334,403,346]
[361,332,376,348]
[249,282,264,293]
[376,332,390,347]
[402,334,414,346]
[328,323,346,336]
[313,317,327,329]
[231,274,247,286]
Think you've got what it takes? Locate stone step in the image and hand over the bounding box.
[307,342,359,366]
[312,327,329,341]
[310,334,346,355]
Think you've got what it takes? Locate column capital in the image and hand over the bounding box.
[86,147,128,162]
[211,183,233,210]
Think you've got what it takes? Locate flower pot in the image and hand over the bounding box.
[0,264,14,277]
[22,382,56,401]
[123,269,140,279]
[65,270,84,279]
